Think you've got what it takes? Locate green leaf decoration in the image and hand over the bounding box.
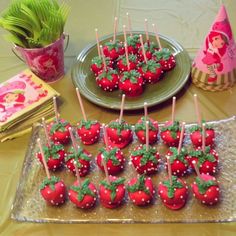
[41,143,64,161]
[195,177,217,194]
[127,34,140,47]
[135,116,157,132]
[104,40,121,50]
[77,119,97,130]
[153,48,172,61]
[118,54,137,65]
[127,175,150,195]
[162,176,183,198]
[143,41,158,53]
[65,147,90,166]
[91,56,110,67]
[100,177,125,202]
[161,120,180,139]
[189,146,215,168]
[189,120,214,133]
[70,179,96,201]
[97,69,118,81]
[49,119,69,134]
[99,147,120,166]
[40,176,60,191]
[120,70,141,83]
[169,147,188,164]
[141,59,160,73]
[0,0,70,48]
[108,120,131,136]
[132,145,158,166]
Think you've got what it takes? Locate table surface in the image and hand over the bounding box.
[0,0,236,235]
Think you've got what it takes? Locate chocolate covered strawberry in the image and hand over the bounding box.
[99,176,126,208]
[119,70,144,97]
[160,120,182,147]
[191,174,220,205]
[127,175,155,206]
[90,56,113,75]
[158,176,188,210]
[40,176,66,206]
[65,147,91,177]
[126,34,141,54]
[138,60,162,84]
[188,146,219,175]
[36,142,66,171]
[96,147,125,175]
[131,144,160,175]
[49,118,71,144]
[153,48,176,71]
[77,119,101,145]
[106,119,132,149]
[96,69,119,92]
[69,179,97,209]
[166,147,189,177]
[190,123,215,148]
[103,40,124,60]
[135,117,159,144]
[117,54,138,72]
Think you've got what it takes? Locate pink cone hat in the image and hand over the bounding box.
[192,5,236,90]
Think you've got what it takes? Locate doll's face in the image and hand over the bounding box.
[212,35,225,49]
[4,93,18,103]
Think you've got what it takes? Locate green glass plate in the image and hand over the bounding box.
[71,32,191,110]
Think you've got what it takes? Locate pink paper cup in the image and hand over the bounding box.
[12,34,69,83]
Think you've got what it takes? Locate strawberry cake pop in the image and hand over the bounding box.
[76,88,101,145]
[191,161,220,205]
[48,97,71,145]
[158,156,188,210]
[160,97,182,146]
[106,94,133,149]
[127,175,155,206]
[36,118,66,171]
[135,102,159,144]
[37,139,66,206]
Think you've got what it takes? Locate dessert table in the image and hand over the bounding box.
[0,0,236,235]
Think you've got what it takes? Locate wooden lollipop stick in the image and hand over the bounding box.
[171,97,176,124]
[144,19,149,42]
[76,87,87,122]
[139,34,148,64]
[37,138,50,179]
[177,122,185,154]
[166,156,172,185]
[144,102,148,121]
[102,124,109,151]
[102,155,110,184]
[100,45,107,71]
[202,123,206,152]
[124,43,130,71]
[73,161,82,187]
[95,28,101,57]
[53,96,59,123]
[192,160,202,181]
[123,25,127,45]
[126,12,133,36]
[152,23,162,50]
[68,127,82,186]
[113,17,118,43]
[119,94,125,124]
[42,117,51,147]
[193,94,202,126]
[68,127,78,153]
[146,120,149,151]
